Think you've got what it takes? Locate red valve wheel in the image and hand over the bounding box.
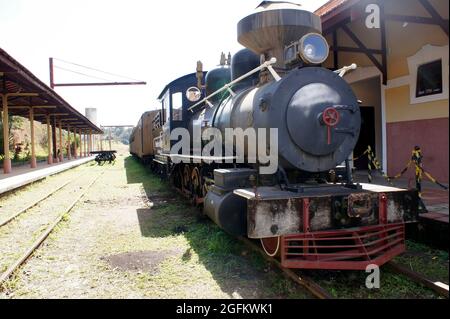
[322,107,340,127]
[322,107,340,145]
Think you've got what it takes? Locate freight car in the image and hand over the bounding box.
[135,1,419,270]
[129,110,162,164]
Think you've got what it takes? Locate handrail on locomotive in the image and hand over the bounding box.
[188,58,358,113]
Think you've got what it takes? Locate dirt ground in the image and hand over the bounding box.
[0,146,309,299]
[0,144,447,299]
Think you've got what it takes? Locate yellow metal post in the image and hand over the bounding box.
[1,95,11,174]
[29,108,37,168]
[46,115,53,164]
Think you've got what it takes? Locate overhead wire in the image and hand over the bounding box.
[53,57,144,82]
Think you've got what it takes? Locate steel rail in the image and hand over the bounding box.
[386,261,449,298]
[239,237,333,299]
[0,178,76,228]
[0,171,105,288]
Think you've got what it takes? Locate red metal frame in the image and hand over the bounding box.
[280,223,406,270]
[280,194,406,270]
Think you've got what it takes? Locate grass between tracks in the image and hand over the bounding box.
[125,157,448,299]
[121,156,309,298]
[3,152,447,299]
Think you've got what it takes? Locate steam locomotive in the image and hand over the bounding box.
[130,1,418,270]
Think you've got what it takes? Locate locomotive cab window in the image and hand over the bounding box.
[416,59,443,98]
[162,91,170,124]
[172,92,183,121]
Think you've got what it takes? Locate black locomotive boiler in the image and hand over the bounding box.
[132,1,419,270]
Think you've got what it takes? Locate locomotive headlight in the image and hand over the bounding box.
[299,33,329,65]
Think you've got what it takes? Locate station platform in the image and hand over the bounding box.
[354,171,449,248]
[0,157,95,195]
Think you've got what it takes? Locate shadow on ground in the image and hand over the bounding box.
[124,156,306,298]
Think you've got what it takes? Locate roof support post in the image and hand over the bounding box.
[52,117,58,162]
[89,129,93,153]
[78,129,82,158]
[109,128,112,151]
[81,131,84,157]
[67,124,71,160]
[46,115,53,164]
[1,94,11,174]
[73,128,77,159]
[29,107,37,168]
[83,131,87,157]
[58,120,63,162]
[78,128,83,158]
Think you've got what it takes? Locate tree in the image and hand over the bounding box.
[0,114,24,157]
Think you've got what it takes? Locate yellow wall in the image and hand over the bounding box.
[385,85,449,123]
[324,0,448,79]
[323,0,449,124]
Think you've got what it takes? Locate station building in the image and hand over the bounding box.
[317,0,449,182]
[1,48,102,175]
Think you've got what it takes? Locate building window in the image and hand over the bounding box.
[416,60,443,98]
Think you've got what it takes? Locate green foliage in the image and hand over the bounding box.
[105,127,133,146]
[0,114,24,158]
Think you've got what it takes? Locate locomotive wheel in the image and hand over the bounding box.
[182,165,192,196]
[191,167,202,196]
[261,237,281,257]
[191,167,204,205]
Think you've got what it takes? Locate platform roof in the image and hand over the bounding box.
[0,47,102,133]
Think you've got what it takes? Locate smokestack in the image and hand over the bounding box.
[237,1,322,68]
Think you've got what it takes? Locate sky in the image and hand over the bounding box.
[0,0,329,126]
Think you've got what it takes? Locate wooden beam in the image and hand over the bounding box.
[418,0,449,36]
[386,14,449,27]
[49,113,69,116]
[341,24,384,75]
[333,30,339,70]
[380,1,388,85]
[330,46,383,55]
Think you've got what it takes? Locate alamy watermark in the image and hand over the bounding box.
[366,264,380,289]
[170,125,279,175]
[365,4,381,29]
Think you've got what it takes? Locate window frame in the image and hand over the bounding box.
[171,91,183,121]
[407,44,449,105]
[415,59,443,98]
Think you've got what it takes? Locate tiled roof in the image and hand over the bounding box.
[314,0,351,17]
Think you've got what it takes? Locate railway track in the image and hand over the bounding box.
[240,237,449,299]
[386,261,449,298]
[239,237,334,299]
[0,174,87,228]
[0,170,105,289]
